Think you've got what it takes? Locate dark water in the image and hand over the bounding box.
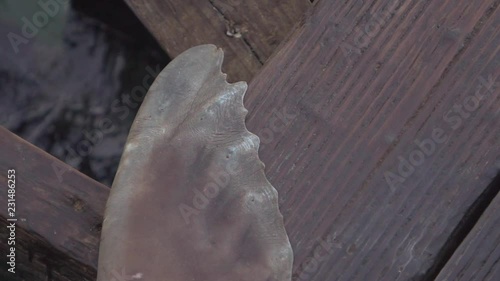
[0,0,170,185]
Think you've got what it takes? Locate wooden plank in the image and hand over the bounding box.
[123,0,311,82]
[243,0,500,280]
[0,127,109,280]
[435,176,500,281]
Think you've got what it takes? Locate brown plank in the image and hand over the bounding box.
[243,0,500,280]
[123,0,311,82]
[0,126,109,280]
[435,176,500,281]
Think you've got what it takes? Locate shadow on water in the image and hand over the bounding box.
[0,0,170,185]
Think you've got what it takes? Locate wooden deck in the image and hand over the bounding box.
[0,127,108,280]
[436,176,500,281]
[123,0,311,82]
[243,0,500,279]
[1,0,499,280]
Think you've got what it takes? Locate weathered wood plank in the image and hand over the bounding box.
[243,0,500,280]
[435,176,500,281]
[0,126,108,280]
[123,0,311,82]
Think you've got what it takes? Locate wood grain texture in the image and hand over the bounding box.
[243,0,500,280]
[0,127,108,280]
[123,0,311,82]
[436,177,500,281]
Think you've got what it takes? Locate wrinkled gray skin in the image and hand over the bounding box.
[97,45,293,281]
